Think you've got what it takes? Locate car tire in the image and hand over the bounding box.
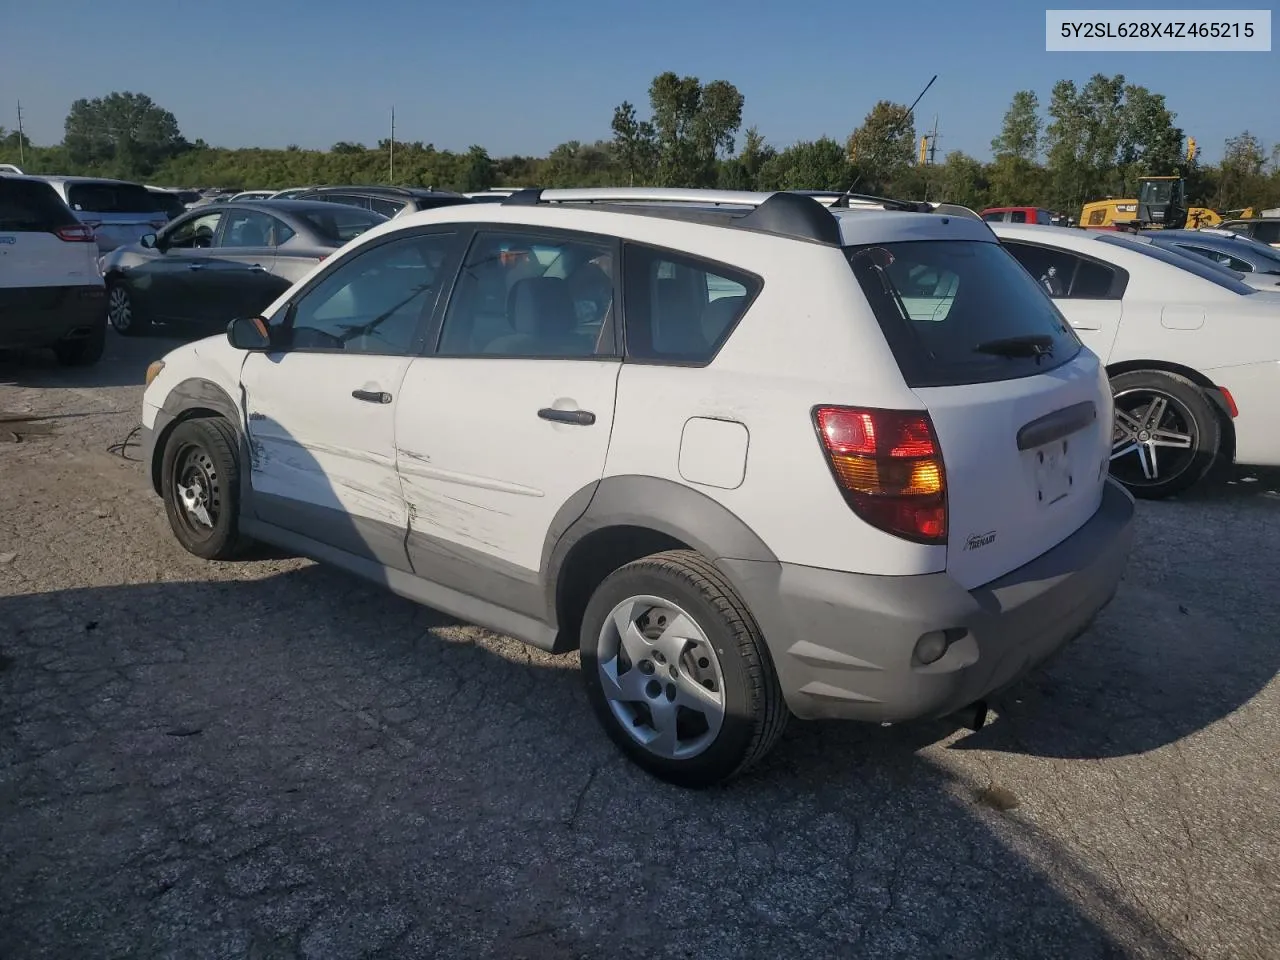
[1109,369,1221,499]
[160,417,252,560]
[52,318,106,367]
[107,281,148,336]
[579,549,788,788]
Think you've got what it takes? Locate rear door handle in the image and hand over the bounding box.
[538,407,595,426]
[187,263,204,271]
[352,389,392,404]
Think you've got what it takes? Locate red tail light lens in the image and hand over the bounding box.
[54,224,96,242]
[813,406,947,544]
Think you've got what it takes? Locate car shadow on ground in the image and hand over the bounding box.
[0,328,202,390]
[950,464,1280,761]
[0,566,1203,960]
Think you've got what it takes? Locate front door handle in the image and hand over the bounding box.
[187,263,205,271]
[538,407,595,426]
[248,264,266,272]
[352,389,392,404]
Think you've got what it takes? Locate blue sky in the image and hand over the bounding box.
[1,0,1275,163]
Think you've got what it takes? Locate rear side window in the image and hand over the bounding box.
[1009,210,1027,223]
[67,181,159,214]
[622,244,760,364]
[300,207,385,243]
[1003,241,1124,299]
[1254,222,1280,245]
[0,178,77,230]
[847,240,1081,388]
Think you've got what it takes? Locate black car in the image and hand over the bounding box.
[98,200,388,336]
[290,185,474,219]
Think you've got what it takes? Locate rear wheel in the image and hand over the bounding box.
[579,549,788,788]
[160,417,252,560]
[1109,370,1220,499]
[53,319,106,367]
[107,282,148,336]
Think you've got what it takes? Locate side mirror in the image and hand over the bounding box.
[140,233,157,249]
[226,316,273,351]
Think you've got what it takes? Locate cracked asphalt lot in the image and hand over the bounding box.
[2,333,1278,960]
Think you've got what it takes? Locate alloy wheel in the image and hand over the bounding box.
[107,286,132,332]
[1110,388,1197,488]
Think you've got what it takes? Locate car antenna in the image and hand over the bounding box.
[835,74,937,207]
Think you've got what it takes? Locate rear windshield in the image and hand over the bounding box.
[67,181,161,214]
[1096,234,1257,294]
[299,207,386,243]
[0,178,78,231]
[847,239,1082,388]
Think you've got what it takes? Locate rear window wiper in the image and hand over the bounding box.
[974,334,1055,359]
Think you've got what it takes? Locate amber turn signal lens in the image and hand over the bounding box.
[144,360,165,388]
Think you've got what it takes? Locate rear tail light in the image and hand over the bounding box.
[54,224,96,242]
[812,406,947,544]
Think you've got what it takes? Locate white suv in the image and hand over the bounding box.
[0,174,108,365]
[139,188,1136,786]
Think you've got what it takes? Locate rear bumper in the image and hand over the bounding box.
[1206,361,1280,467]
[0,285,107,350]
[722,477,1136,723]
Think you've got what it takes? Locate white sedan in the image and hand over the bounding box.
[992,222,1280,499]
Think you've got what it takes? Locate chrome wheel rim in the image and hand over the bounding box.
[1110,388,1198,488]
[596,595,726,760]
[172,443,220,539]
[107,286,132,332]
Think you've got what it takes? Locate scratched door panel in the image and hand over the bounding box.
[241,351,415,570]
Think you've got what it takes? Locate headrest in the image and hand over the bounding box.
[507,276,576,337]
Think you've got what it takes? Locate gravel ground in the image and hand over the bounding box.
[2,331,1278,960]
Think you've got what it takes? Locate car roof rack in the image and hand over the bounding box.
[503,187,852,245]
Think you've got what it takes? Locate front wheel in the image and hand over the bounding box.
[579,549,788,788]
[160,417,252,560]
[1109,370,1220,499]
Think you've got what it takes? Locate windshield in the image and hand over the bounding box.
[1139,180,1175,205]
[846,240,1081,388]
[1097,234,1256,294]
[300,207,387,243]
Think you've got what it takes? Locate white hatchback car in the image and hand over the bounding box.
[993,223,1280,499]
[140,188,1135,785]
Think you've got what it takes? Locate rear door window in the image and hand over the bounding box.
[368,197,403,218]
[0,178,77,230]
[847,239,1081,388]
[1008,210,1027,223]
[221,210,277,247]
[67,181,159,214]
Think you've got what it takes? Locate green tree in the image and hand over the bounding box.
[756,137,852,190]
[936,151,990,210]
[1043,79,1088,213]
[845,101,915,192]
[642,72,744,186]
[717,126,776,190]
[1217,131,1268,210]
[610,101,657,186]
[1116,84,1183,193]
[990,90,1040,163]
[63,91,186,176]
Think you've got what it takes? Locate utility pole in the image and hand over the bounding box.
[16,100,26,168]
[928,114,939,166]
[389,106,395,183]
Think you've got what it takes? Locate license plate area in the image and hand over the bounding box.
[1032,438,1075,507]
